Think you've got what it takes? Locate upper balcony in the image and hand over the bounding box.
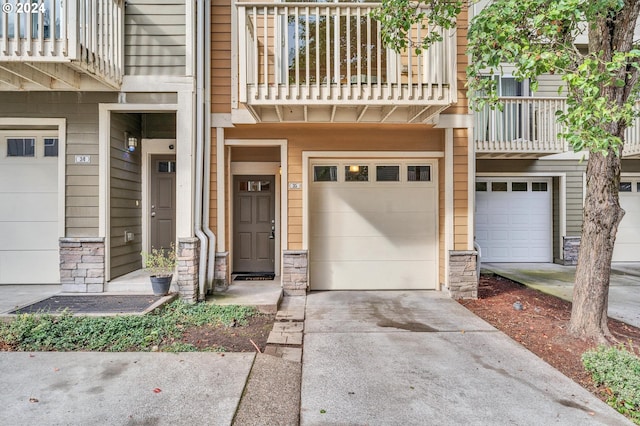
[235,2,457,123]
[0,0,123,91]
[474,96,640,158]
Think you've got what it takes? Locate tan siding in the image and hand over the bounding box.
[212,0,232,113]
[124,1,187,76]
[209,130,218,238]
[453,129,470,250]
[225,123,445,253]
[109,113,143,279]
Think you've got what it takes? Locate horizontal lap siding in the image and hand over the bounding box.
[0,91,118,237]
[125,1,186,76]
[212,0,232,113]
[224,124,445,252]
[109,113,143,279]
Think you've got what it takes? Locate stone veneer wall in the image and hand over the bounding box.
[562,236,580,266]
[214,252,229,291]
[448,250,478,300]
[177,238,200,302]
[59,238,105,293]
[282,250,308,296]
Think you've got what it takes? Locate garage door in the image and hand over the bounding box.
[309,160,437,290]
[613,179,640,262]
[475,178,552,262]
[0,134,59,284]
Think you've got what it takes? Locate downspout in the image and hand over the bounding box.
[195,0,209,300]
[202,0,218,291]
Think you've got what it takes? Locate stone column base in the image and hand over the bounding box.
[59,238,106,293]
[177,237,200,303]
[282,250,308,296]
[562,236,580,265]
[448,250,478,300]
[214,252,229,291]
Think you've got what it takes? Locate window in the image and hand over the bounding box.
[531,182,548,192]
[158,161,176,173]
[620,182,632,192]
[476,182,488,191]
[512,182,527,192]
[376,166,399,182]
[407,165,431,182]
[491,182,508,192]
[345,165,368,182]
[44,138,59,157]
[313,166,337,182]
[7,138,35,157]
[239,180,271,192]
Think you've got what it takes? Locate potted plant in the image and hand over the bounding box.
[141,244,177,296]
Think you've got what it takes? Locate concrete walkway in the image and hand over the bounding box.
[483,262,640,329]
[301,291,631,425]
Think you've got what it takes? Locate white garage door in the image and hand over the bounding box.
[309,160,438,290]
[613,179,640,262]
[0,134,60,284]
[475,178,552,262]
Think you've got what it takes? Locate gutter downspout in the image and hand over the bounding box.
[195,0,209,300]
[202,0,218,291]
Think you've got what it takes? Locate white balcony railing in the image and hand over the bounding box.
[0,0,124,88]
[237,2,456,111]
[474,97,568,155]
[475,96,640,157]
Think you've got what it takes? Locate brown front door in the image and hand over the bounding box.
[150,155,176,250]
[233,175,275,273]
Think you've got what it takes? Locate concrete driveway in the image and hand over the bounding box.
[483,262,640,329]
[301,291,631,425]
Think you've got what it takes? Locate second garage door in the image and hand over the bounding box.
[613,179,640,262]
[475,177,553,262]
[309,160,438,290]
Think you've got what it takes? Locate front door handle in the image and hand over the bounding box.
[269,225,275,239]
[151,212,156,217]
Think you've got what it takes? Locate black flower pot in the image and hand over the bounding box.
[150,275,172,296]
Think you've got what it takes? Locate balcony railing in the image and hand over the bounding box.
[475,96,640,157]
[236,2,457,122]
[0,0,123,89]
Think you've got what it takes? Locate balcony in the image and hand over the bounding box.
[475,96,640,158]
[0,0,123,90]
[236,2,457,123]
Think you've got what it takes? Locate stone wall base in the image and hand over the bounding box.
[562,236,580,265]
[214,252,229,291]
[282,250,308,296]
[177,237,200,303]
[59,238,105,293]
[448,250,478,300]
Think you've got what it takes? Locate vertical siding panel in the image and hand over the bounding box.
[212,0,232,113]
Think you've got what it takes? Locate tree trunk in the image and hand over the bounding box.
[569,150,624,342]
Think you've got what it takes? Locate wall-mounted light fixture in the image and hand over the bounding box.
[349,165,360,173]
[125,132,138,152]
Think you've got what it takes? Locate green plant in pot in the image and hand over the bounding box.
[141,244,177,296]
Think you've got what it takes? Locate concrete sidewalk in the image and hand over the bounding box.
[0,352,254,426]
[301,291,631,425]
[483,262,640,329]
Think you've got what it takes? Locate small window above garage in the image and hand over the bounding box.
[7,138,35,157]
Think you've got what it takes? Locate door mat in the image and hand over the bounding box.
[234,273,275,281]
[10,295,166,315]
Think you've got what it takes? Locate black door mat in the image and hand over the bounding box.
[234,273,275,281]
[10,295,165,315]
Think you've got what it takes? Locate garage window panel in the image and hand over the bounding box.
[44,138,59,157]
[7,138,35,157]
[620,182,632,192]
[492,182,508,192]
[476,182,487,191]
[407,165,431,182]
[313,165,337,182]
[376,165,400,182]
[532,182,548,192]
[512,182,527,192]
[345,165,368,182]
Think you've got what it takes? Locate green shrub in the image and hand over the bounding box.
[582,345,640,424]
[0,301,257,352]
